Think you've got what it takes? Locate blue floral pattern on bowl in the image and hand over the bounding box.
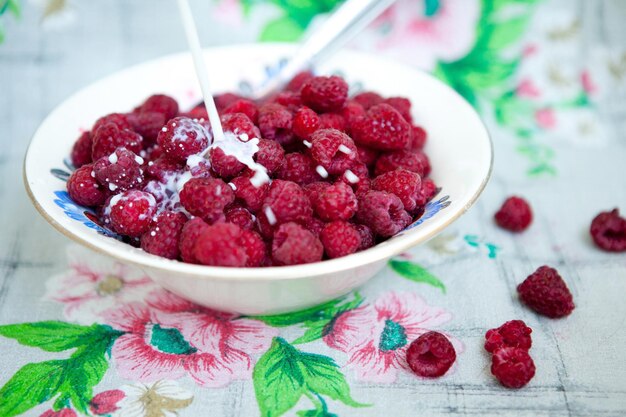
[53,190,118,237]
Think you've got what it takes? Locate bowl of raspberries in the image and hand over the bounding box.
[24,44,492,314]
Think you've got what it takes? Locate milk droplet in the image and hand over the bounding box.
[316,166,329,178]
[228,182,237,190]
[338,144,352,154]
[134,155,144,165]
[302,140,312,148]
[344,169,359,184]
[108,152,119,164]
[264,206,277,225]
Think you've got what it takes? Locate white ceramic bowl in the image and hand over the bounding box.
[24,44,492,314]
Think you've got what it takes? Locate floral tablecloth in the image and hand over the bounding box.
[1,1,626,416]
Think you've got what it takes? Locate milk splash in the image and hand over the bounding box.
[206,131,270,187]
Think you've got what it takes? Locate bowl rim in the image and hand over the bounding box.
[23,43,493,281]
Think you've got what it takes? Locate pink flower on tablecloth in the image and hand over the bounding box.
[581,70,597,95]
[46,246,158,324]
[89,389,125,415]
[103,290,277,387]
[40,409,77,417]
[535,108,557,129]
[516,79,541,99]
[323,291,459,383]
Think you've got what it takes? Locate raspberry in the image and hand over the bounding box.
[293,107,320,139]
[383,96,413,123]
[491,347,535,389]
[186,105,208,120]
[272,222,323,265]
[66,164,106,207]
[258,103,294,146]
[416,178,437,207]
[313,182,358,222]
[320,221,361,258]
[372,169,422,212]
[354,223,374,250]
[318,113,347,132]
[300,75,348,113]
[225,206,256,231]
[353,91,383,110]
[157,117,209,162]
[352,104,411,151]
[285,71,314,92]
[303,182,331,207]
[230,174,269,213]
[179,217,209,263]
[108,190,156,237]
[484,320,533,353]
[93,148,144,192]
[357,146,378,167]
[375,150,430,177]
[239,230,266,267]
[193,223,251,267]
[261,180,312,227]
[255,138,285,174]
[215,93,244,112]
[495,196,533,232]
[71,131,93,168]
[304,217,325,237]
[337,162,371,195]
[356,190,411,237]
[221,112,261,140]
[223,99,259,124]
[406,331,456,378]
[276,153,320,185]
[137,94,179,121]
[127,111,166,144]
[517,266,575,318]
[272,91,302,112]
[309,129,357,175]
[340,100,366,131]
[410,125,427,151]
[179,177,235,223]
[92,123,143,161]
[92,113,131,132]
[209,147,245,179]
[145,155,184,182]
[589,209,626,252]
[140,211,187,259]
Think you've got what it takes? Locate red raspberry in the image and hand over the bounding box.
[309,129,357,175]
[137,94,179,121]
[495,196,533,232]
[304,217,325,237]
[225,206,256,231]
[209,147,245,179]
[357,146,378,167]
[93,148,145,192]
[179,177,235,223]
[239,230,266,267]
[127,111,166,144]
[352,104,411,151]
[272,91,302,112]
[406,331,456,378]
[221,112,261,140]
[145,155,184,182]
[140,211,187,259]
[590,209,626,252]
[261,180,312,227]
[372,169,422,212]
[354,223,375,250]
[410,125,427,151]
[416,178,437,207]
[255,138,285,174]
[352,91,383,110]
[484,320,533,353]
[286,71,314,92]
[186,105,208,120]
[66,164,106,207]
[258,103,294,146]
[92,123,144,161]
[337,162,371,195]
[491,347,536,389]
[193,223,253,267]
[313,182,358,222]
[272,222,323,265]
[340,100,366,132]
[320,221,361,258]
[300,75,348,113]
[223,99,259,124]
[179,217,209,263]
[303,181,331,206]
[375,150,430,177]
[157,117,209,162]
[108,190,156,237]
[230,174,268,213]
[293,107,320,139]
[517,266,575,318]
[276,153,320,185]
[356,190,411,237]
[71,131,93,168]
[318,113,347,132]
[215,93,244,112]
[383,96,413,123]
[92,113,131,133]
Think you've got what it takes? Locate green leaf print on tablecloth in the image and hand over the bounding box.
[0,0,21,44]
[389,259,446,293]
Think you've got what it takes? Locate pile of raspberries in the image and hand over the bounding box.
[66,73,436,267]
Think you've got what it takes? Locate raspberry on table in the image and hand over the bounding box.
[93,147,145,192]
[92,113,132,133]
[353,91,383,110]
[406,331,456,378]
[293,107,320,139]
[383,96,413,123]
[193,223,249,267]
[272,222,323,265]
[209,147,245,179]
[258,103,294,146]
[179,177,235,224]
[352,104,411,151]
[375,150,431,177]
[484,320,533,354]
[372,169,422,212]
[221,112,261,141]
[261,180,312,227]
[179,217,209,263]
[223,99,259,124]
[230,174,269,213]
[354,223,375,250]
[320,221,361,258]
[127,111,166,145]
[356,190,411,237]
[71,131,93,168]
[66,164,106,207]
[276,153,320,185]
[140,211,187,259]
[255,138,285,174]
[108,190,156,237]
[225,206,256,231]
[300,75,348,113]
[517,266,575,318]
[157,117,210,162]
[495,196,533,232]
[91,122,144,161]
[309,129,357,175]
[589,208,626,252]
[136,94,179,121]
[313,181,358,222]
[491,347,536,389]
